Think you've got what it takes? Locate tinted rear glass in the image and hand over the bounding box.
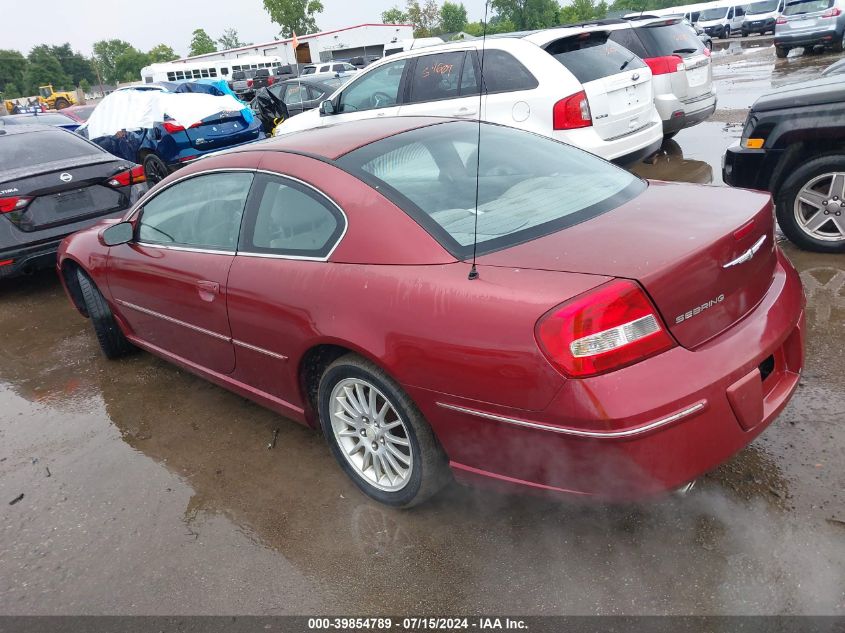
[636,23,706,56]
[338,122,644,258]
[0,130,101,170]
[784,0,833,14]
[546,33,646,84]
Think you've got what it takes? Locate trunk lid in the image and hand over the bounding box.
[185,110,253,150]
[477,182,777,349]
[2,157,129,232]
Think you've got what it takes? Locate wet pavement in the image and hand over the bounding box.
[1,45,845,616]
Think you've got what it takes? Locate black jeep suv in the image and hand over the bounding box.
[723,74,845,253]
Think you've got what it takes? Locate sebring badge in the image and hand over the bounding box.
[676,294,725,325]
[59,172,73,183]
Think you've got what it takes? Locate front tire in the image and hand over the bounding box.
[54,97,70,109]
[76,270,135,359]
[318,354,449,508]
[775,154,845,253]
[723,25,731,39]
[143,154,170,185]
[775,46,789,58]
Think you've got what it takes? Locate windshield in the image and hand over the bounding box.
[784,0,833,14]
[0,129,101,170]
[337,122,644,257]
[699,7,729,19]
[746,0,780,13]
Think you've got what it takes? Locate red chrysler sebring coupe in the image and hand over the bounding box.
[57,117,805,507]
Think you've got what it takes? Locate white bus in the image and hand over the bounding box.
[140,55,285,84]
[624,1,724,23]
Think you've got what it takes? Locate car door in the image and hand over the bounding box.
[732,5,746,30]
[107,171,254,374]
[226,172,347,405]
[323,58,410,126]
[398,50,482,120]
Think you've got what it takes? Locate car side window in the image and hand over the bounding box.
[338,59,408,113]
[459,52,481,96]
[481,50,539,93]
[408,51,465,103]
[137,172,254,251]
[240,174,345,258]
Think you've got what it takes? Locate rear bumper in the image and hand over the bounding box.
[660,93,717,135]
[0,240,63,278]
[166,129,266,169]
[409,250,805,501]
[560,115,664,165]
[611,134,663,166]
[775,27,842,47]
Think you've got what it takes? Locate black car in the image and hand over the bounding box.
[267,76,350,117]
[0,125,147,278]
[723,75,845,253]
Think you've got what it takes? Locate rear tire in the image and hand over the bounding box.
[833,31,845,53]
[775,46,789,58]
[775,154,845,253]
[317,354,450,508]
[76,270,135,359]
[143,154,170,185]
[723,25,731,39]
[54,97,70,110]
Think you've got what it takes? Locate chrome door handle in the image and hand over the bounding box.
[453,107,477,117]
[197,281,220,302]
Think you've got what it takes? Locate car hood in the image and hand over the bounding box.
[752,75,845,112]
[477,181,777,349]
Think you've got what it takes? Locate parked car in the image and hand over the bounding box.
[79,88,264,184]
[349,55,381,68]
[723,74,845,252]
[230,69,258,99]
[276,33,664,166]
[58,117,805,507]
[742,0,785,35]
[0,112,80,131]
[0,125,146,278]
[61,104,98,123]
[273,64,299,80]
[697,2,748,38]
[301,62,360,77]
[271,77,353,117]
[685,18,714,49]
[774,0,845,57]
[600,17,717,138]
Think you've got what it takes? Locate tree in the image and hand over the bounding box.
[114,49,150,83]
[491,0,560,30]
[43,43,95,86]
[148,44,178,63]
[218,28,250,50]
[382,6,410,23]
[25,46,70,93]
[2,81,21,99]
[0,49,27,95]
[93,39,135,84]
[189,29,218,56]
[262,0,324,37]
[558,0,607,23]
[79,78,91,94]
[440,2,469,33]
[406,0,441,36]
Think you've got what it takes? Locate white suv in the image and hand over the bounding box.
[275,32,663,165]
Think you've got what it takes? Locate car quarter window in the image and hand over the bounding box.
[481,50,538,93]
[137,172,254,251]
[607,29,648,58]
[338,58,408,113]
[240,174,345,258]
[408,51,466,103]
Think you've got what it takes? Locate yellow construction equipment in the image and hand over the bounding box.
[37,85,76,110]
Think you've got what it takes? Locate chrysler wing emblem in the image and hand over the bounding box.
[723,235,767,269]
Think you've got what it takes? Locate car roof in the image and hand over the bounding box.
[0,123,66,135]
[233,116,451,161]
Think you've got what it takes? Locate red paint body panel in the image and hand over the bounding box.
[55,118,808,501]
[478,182,778,349]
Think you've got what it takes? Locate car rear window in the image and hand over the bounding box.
[545,33,646,84]
[784,0,833,14]
[0,130,101,170]
[337,121,644,258]
[634,22,706,57]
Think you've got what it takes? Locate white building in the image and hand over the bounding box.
[175,23,414,67]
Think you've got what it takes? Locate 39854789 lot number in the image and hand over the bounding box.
[307,617,473,630]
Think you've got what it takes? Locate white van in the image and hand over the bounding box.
[741,0,785,35]
[275,34,664,165]
[697,3,748,38]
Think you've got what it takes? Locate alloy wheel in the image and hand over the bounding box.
[793,172,845,242]
[329,378,414,492]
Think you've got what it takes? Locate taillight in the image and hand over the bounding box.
[0,196,32,214]
[247,79,253,88]
[821,7,842,17]
[702,47,712,57]
[776,16,787,24]
[535,280,675,378]
[267,76,275,86]
[553,91,591,130]
[107,165,146,188]
[644,55,684,75]
[162,121,185,133]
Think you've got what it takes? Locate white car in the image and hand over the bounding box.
[276,33,664,165]
[301,62,360,80]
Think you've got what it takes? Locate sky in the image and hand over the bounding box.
[3,0,492,57]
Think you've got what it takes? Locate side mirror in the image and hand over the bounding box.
[102,221,134,247]
[319,99,335,116]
